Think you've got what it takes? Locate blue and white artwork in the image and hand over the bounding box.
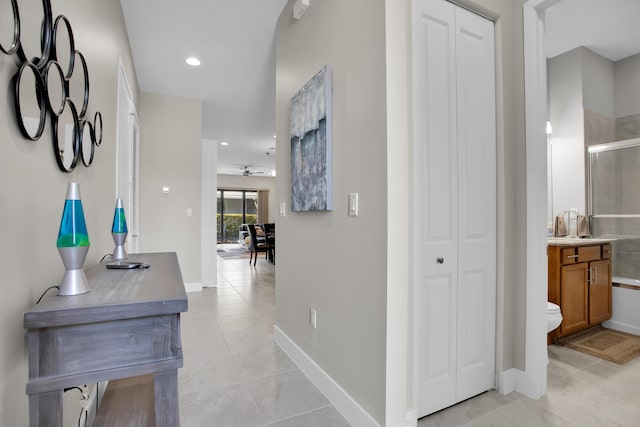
[290,66,333,212]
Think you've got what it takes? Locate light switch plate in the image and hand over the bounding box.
[348,193,358,217]
[279,202,286,217]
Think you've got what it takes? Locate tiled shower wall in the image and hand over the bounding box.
[588,117,640,278]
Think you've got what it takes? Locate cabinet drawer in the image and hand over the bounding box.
[602,244,612,259]
[560,247,578,264]
[577,245,601,262]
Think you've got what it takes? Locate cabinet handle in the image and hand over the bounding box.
[587,268,592,284]
[566,255,579,259]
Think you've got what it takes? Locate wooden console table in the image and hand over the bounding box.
[24,252,188,426]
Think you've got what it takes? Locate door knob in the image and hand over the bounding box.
[437,257,444,264]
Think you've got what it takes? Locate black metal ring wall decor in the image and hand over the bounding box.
[0,0,20,55]
[4,0,103,173]
[52,98,80,172]
[70,50,89,119]
[52,15,74,78]
[15,0,52,69]
[14,61,46,141]
[93,111,102,146]
[43,60,66,116]
[80,119,94,167]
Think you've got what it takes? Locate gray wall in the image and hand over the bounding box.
[275,0,527,424]
[0,1,137,424]
[614,53,640,118]
[275,0,388,422]
[138,92,202,284]
[0,2,204,423]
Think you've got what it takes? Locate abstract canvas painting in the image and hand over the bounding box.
[290,66,333,212]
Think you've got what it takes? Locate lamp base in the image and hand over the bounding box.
[112,232,128,260]
[112,245,128,260]
[58,268,91,296]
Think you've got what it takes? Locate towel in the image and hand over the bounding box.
[577,215,590,237]
[555,214,567,237]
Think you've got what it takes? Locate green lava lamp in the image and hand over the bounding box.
[57,182,91,296]
[111,198,128,260]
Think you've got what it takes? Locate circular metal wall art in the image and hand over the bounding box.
[52,98,80,173]
[6,0,102,173]
[15,0,52,69]
[14,60,46,141]
[80,119,94,167]
[0,0,20,55]
[43,59,66,116]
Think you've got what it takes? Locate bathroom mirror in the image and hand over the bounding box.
[68,50,89,118]
[93,111,103,146]
[14,61,46,141]
[52,15,74,78]
[53,99,79,172]
[43,60,65,116]
[80,119,94,167]
[16,0,52,68]
[0,0,20,55]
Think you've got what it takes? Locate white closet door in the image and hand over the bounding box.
[413,0,496,417]
[454,5,496,404]
[413,0,459,415]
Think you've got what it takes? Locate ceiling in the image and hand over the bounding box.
[119,0,640,176]
[544,0,640,61]
[120,0,287,176]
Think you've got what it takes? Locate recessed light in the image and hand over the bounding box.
[186,57,201,66]
[220,141,228,146]
[271,170,276,177]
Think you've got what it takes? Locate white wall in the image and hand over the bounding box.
[217,174,277,223]
[0,1,137,424]
[138,92,202,285]
[582,48,614,117]
[549,48,586,215]
[615,53,640,118]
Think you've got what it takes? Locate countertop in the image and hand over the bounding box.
[547,236,616,247]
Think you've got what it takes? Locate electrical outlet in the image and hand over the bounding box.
[309,307,317,329]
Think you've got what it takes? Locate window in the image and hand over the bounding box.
[216,189,258,243]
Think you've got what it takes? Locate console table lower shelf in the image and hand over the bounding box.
[23,252,188,427]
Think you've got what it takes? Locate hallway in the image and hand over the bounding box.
[178,253,640,426]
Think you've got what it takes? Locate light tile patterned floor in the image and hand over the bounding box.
[180,252,640,426]
[179,253,350,427]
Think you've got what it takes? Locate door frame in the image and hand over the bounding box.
[116,58,140,253]
[521,0,555,399]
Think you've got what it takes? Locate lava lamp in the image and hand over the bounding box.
[111,198,128,260]
[57,182,91,295]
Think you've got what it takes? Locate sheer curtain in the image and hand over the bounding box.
[257,190,269,224]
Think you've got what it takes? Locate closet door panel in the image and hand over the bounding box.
[455,5,497,401]
[413,0,458,417]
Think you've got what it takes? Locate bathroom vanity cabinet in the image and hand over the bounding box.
[548,241,612,339]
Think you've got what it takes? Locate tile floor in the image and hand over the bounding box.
[179,251,640,426]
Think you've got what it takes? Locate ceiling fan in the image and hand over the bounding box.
[242,166,264,177]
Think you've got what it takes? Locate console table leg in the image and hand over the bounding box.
[154,370,179,426]
[29,390,62,427]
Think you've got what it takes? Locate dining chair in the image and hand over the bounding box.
[247,224,272,266]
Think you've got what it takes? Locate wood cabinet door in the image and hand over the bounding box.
[589,259,612,325]
[559,263,589,337]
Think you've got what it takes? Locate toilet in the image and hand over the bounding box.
[547,301,562,333]
[546,301,562,364]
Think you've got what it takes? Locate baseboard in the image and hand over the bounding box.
[496,368,520,395]
[273,326,382,427]
[603,319,640,336]
[184,282,202,293]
